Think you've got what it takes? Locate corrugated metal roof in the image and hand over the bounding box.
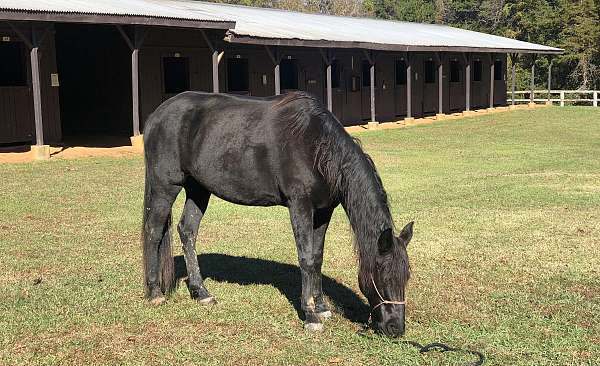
[202,2,562,54]
[0,0,562,54]
[0,0,233,23]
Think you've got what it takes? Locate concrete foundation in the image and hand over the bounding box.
[435,113,446,120]
[130,134,144,153]
[367,121,379,130]
[31,145,50,160]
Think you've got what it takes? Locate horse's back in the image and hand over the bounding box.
[143,91,332,207]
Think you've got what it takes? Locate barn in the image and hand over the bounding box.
[0,0,562,158]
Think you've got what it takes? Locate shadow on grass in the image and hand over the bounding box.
[174,253,369,324]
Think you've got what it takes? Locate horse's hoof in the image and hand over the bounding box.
[304,322,324,332]
[149,296,166,306]
[316,310,332,320]
[197,296,217,305]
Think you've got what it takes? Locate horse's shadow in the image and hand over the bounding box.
[174,253,369,324]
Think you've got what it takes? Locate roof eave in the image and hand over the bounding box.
[0,10,235,30]
[226,34,564,55]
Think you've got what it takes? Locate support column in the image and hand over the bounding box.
[464,53,471,112]
[489,54,495,110]
[370,62,375,123]
[529,59,536,107]
[406,53,413,121]
[274,63,281,95]
[212,51,220,93]
[436,52,445,119]
[326,63,332,112]
[320,49,333,112]
[511,54,517,108]
[131,48,140,136]
[546,58,553,105]
[265,46,280,95]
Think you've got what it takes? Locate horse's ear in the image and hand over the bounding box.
[398,221,414,246]
[377,228,394,254]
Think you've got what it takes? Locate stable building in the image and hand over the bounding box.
[0,0,562,158]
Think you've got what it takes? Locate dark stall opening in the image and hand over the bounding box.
[55,24,132,145]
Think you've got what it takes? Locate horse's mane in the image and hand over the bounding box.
[273,92,407,285]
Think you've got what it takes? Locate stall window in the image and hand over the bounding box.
[163,57,190,94]
[331,60,341,89]
[227,58,249,93]
[450,60,461,83]
[424,60,436,84]
[473,60,483,82]
[280,58,298,90]
[362,60,375,87]
[494,60,503,80]
[395,60,407,85]
[0,42,27,86]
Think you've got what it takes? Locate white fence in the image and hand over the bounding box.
[507,90,599,107]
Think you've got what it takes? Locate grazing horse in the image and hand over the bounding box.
[141,91,413,336]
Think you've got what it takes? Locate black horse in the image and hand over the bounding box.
[141,91,413,337]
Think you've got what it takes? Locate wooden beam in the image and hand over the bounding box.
[116,25,134,51]
[131,48,140,136]
[510,53,518,106]
[437,52,443,114]
[406,52,412,118]
[326,62,332,112]
[31,46,44,146]
[200,29,215,52]
[370,62,376,122]
[463,53,471,111]
[530,60,536,104]
[212,50,220,93]
[265,46,280,95]
[489,53,495,108]
[547,57,553,101]
[1,11,235,30]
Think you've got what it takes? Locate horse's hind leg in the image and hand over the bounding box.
[178,180,215,305]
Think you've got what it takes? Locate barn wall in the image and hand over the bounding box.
[0,24,61,144]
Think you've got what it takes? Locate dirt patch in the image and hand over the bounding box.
[0,145,140,163]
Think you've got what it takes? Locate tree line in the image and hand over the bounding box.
[211,0,600,90]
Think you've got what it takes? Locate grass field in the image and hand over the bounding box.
[1,107,599,366]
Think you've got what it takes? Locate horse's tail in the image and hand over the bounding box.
[141,173,176,298]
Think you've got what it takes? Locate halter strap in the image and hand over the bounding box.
[370,275,406,311]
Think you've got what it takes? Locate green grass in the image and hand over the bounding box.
[1,107,599,365]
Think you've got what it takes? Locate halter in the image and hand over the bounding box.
[368,275,406,324]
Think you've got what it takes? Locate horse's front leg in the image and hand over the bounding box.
[289,200,324,331]
[312,207,334,320]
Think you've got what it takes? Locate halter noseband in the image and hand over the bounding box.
[368,275,406,324]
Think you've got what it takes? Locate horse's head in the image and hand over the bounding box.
[359,221,413,337]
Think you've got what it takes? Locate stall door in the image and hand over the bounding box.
[394,59,408,117]
[423,59,438,115]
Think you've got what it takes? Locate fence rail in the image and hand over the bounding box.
[507,90,599,107]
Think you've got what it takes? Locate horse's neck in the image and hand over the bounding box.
[340,159,392,256]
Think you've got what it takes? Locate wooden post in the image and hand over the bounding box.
[560,90,565,107]
[320,49,333,112]
[511,54,517,106]
[30,46,44,146]
[464,53,471,111]
[489,54,495,109]
[530,60,536,106]
[406,53,412,119]
[326,63,332,111]
[274,63,281,95]
[438,53,443,116]
[370,62,375,122]
[593,91,598,107]
[212,51,220,93]
[265,46,280,95]
[547,58,553,104]
[131,48,140,136]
